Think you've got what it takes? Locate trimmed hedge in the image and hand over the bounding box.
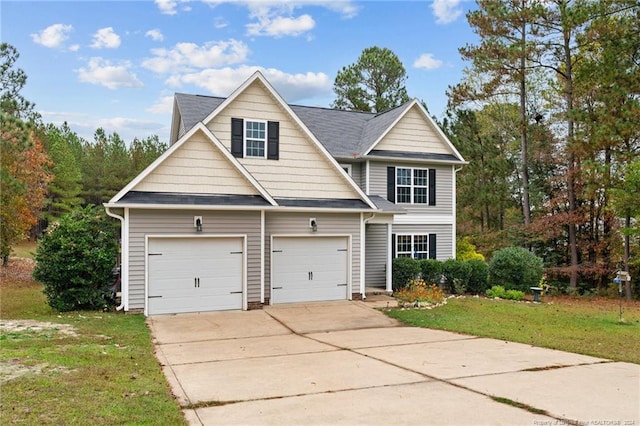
[392,257,421,291]
[392,257,489,295]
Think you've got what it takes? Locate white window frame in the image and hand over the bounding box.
[244,120,267,158]
[396,167,429,204]
[340,163,352,176]
[395,234,429,259]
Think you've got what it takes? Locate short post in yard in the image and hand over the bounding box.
[614,271,632,323]
[530,286,542,302]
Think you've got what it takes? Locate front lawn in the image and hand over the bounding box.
[0,258,186,425]
[384,296,640,364]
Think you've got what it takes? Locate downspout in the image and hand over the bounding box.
[105,206,125,311]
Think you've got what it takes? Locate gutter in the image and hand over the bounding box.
[104,206,125,311]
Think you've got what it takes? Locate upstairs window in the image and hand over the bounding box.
[396,167,429,204]
[231,118,279,160]
[245,120,266,158]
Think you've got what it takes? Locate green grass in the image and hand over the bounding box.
[10,240,37,259]
[384,296,640,364]
[1,260,187,425]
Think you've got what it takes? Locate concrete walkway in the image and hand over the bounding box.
[147,299,640,426]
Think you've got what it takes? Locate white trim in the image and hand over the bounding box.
[260,210,265,303]
[386,224,392,292]
[365,154,467,166]
[108,123,277,206]
[201,71,378,210]
[104,202,376,214]
[453,165,459,259]
[144,234,248,316]
[363,100,466,163]
[270,234,352,303]
[393,214,455,225]
[365,160,370,195]
[360,213,365,297]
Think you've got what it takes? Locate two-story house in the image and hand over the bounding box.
[105,71,465,315]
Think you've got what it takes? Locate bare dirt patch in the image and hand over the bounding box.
[0,257,37,284]
[0,319,78,337]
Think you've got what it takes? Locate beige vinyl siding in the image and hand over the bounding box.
[264,212,361,300]
[373,106,453,155]
[128,210,261,310]
[365,224,388,288]
[207,81,360,199]
[134,131,258,195]
[368,162,454,216]
[392,224,454,260]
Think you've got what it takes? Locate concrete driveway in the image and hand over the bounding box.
[148,300,640,426]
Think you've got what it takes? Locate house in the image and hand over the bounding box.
[104,72,466,315]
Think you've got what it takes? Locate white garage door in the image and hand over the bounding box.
[271,237,348,304]
[147,237,243,315]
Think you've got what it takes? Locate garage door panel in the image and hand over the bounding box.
[272,237,348,304]
[148,237,243,315]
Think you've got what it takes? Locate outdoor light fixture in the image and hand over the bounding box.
[310,218,317,232]
[194,216,203,232]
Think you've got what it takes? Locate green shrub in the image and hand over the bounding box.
[504,289,525,300]
[420,259,443,285]
[456,236,485,261]
[488,246,544,292]
[33,206,118,312]
[466,259,489,294]
[392,257,421,291]
[442,259,471,294]
[486,285,506,298]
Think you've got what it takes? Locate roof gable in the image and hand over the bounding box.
[363,101,464,161]
[108,123,276,205]
[201,72,377,208]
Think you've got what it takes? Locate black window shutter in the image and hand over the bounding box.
[391,233,396,258]
[428,168,436,206]
[387,167,396,203]
[428,233,437,259]
[267,121,279,160]
[231,118,244,158]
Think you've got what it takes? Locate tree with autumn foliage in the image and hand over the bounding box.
[0,43,52,265]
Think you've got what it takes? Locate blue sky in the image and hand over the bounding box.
[2,0,478,143]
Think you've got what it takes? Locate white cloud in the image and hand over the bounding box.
[145,29,164,41]
[141,39,249,74]
[214,17,228,29]
[165,65,331,102]
[77,57,143,89]
[247,14,315,37]
[69,44,80,52]
[147,96,174,114]
[431,0,463,24]
[414,53,443,70]
[91,27,121,49]
[155,0,178,15]
[31,24,73,48]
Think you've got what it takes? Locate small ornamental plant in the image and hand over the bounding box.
[394,278,446,307]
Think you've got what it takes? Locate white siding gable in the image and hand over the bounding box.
[207,80,362,200]
[133,129,260,196]
[372,105,455,155]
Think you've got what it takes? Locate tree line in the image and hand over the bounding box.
[1,43,166,265]
[443,0,639,296]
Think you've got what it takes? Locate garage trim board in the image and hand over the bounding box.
[270,234,352,304]
[144,234,247,315]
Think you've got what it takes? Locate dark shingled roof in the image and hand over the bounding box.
[368,195,407,213]
[172,93,465,163]
[368,150,462,162]
[115,191,271,206]
[274,198,372,210]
